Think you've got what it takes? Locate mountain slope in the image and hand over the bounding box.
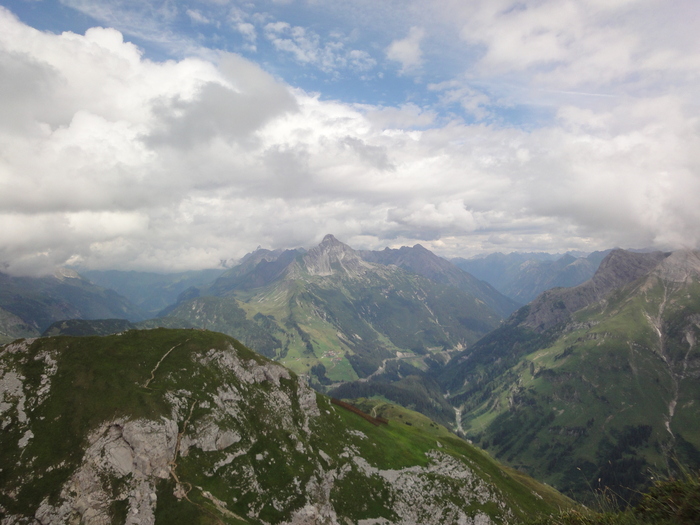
[0,269,145,342]
[0,329,574,524]
[161,235,508,385]
[439,249,700,504]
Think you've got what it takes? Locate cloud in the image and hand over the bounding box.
[387,200,481,236]
[427,81,492,120]
[363,103,437,129]
[236,22,256,44]
[386,26,425,74]
[444,0,700,93]
[146,54,297,149]
[186,9,210,25]
[59,0,211,57]
[263,21,377,74]
[0,3,699,276]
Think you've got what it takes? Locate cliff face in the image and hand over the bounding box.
[0,329,571,524]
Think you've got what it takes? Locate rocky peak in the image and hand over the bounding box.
[589,249,669,292]
[522,249,670,332]
[237,247,285,269]
[210,248,304,294]
[653,250,700,283]
[320,233,342,246]
[359,243,447,274]
[302,234,372,277]
[53,268,81,281]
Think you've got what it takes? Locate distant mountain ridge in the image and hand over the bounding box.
[453,250,610,303]
[0,269,145,342]
[359,243,519,317]
[80,268,225,315]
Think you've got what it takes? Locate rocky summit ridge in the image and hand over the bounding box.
[302,234,373,278]
[0,329,572,524]
[652,249,700,283]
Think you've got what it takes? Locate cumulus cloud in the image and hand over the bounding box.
[427,81,492,120]
[363,103,437,130]
[386,26,425,74]
[146,54,297,149]
[0,3,699,276]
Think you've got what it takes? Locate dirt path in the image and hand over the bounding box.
[144,340,189,389]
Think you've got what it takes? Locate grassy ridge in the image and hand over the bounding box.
[1,328,574,523]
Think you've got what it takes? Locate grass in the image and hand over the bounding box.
[337,398,578,521]
[526,471,700,525]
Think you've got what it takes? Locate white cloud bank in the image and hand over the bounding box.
[0,4,699,275]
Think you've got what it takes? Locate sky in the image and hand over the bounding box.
[1,0,699,274]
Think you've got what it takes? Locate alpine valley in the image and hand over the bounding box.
[2,236,700,517]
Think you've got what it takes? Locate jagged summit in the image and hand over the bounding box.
[302,234,372,277]
[320,233,342,245]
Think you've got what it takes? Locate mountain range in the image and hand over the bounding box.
[158,235,514,387]
[3,236,700,507]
